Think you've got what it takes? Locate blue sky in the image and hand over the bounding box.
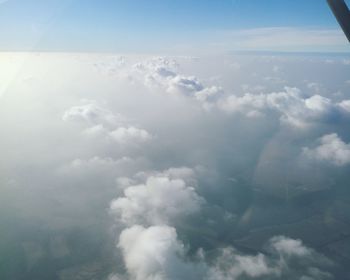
[0,0,349,53]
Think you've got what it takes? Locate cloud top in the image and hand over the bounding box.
[303,133,350,166]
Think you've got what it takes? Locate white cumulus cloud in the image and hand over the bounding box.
[118,225,205,280]
[218,87,350,127]
[63,101,152,145]
[62,101,122,127]
[110,171,204,226]
[270,236,311,257]
[109,126,152,144]
[303,133,350,166]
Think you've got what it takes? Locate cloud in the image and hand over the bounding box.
[118,228,332,280]
[198,28,349,53]
[62,101,122,128]
[269,236,311,257]
[127,57,350,128]
[130,57,223,107]
[303,133,350,166]
[133,57,178,74]
[218,87,350,127]
[93,56,127,76]
[343,60,350,65]
[208,236,332,280]
[118,225,205,280]
[132,57,178,87]
[338,100,350,112]
[162,167,197,185]
[2,53,349,279]
[58,156,145,179]
[63,101,152,145]
[110,169,204,226]
[111,168,333,280]
[168,27,349,54]
[109,126,152,144]
[208,248,279,280]
[166,75,204,95]
[231,28,347,51]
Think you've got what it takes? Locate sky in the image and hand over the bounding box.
[0,0,349,53]
[1,1,350,280]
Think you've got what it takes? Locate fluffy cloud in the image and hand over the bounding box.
[118,228,332,280]
[109,126,152,144]
[118,225,204,280]
[218,87,350,127]
[111,166,333,280]
[132,57,178,87]
[133,57,178,74]
[166,75,204,95]
[269,236,311,257]
[62,101,122,127]
[303,133,350,166]
[208,236,332,280]
[194,86,223,103]
[208,248,279,280]
[161,167,197,185]
[63,101,152,145]
[110,169,204,226]
[131,57,224,106]
[338,100,350,112]
[128,57,350,128]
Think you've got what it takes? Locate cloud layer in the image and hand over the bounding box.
[1,52,350,279]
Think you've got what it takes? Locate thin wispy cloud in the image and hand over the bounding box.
[172,27,349,54]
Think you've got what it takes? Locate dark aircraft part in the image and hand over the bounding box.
[327,0,350,42]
